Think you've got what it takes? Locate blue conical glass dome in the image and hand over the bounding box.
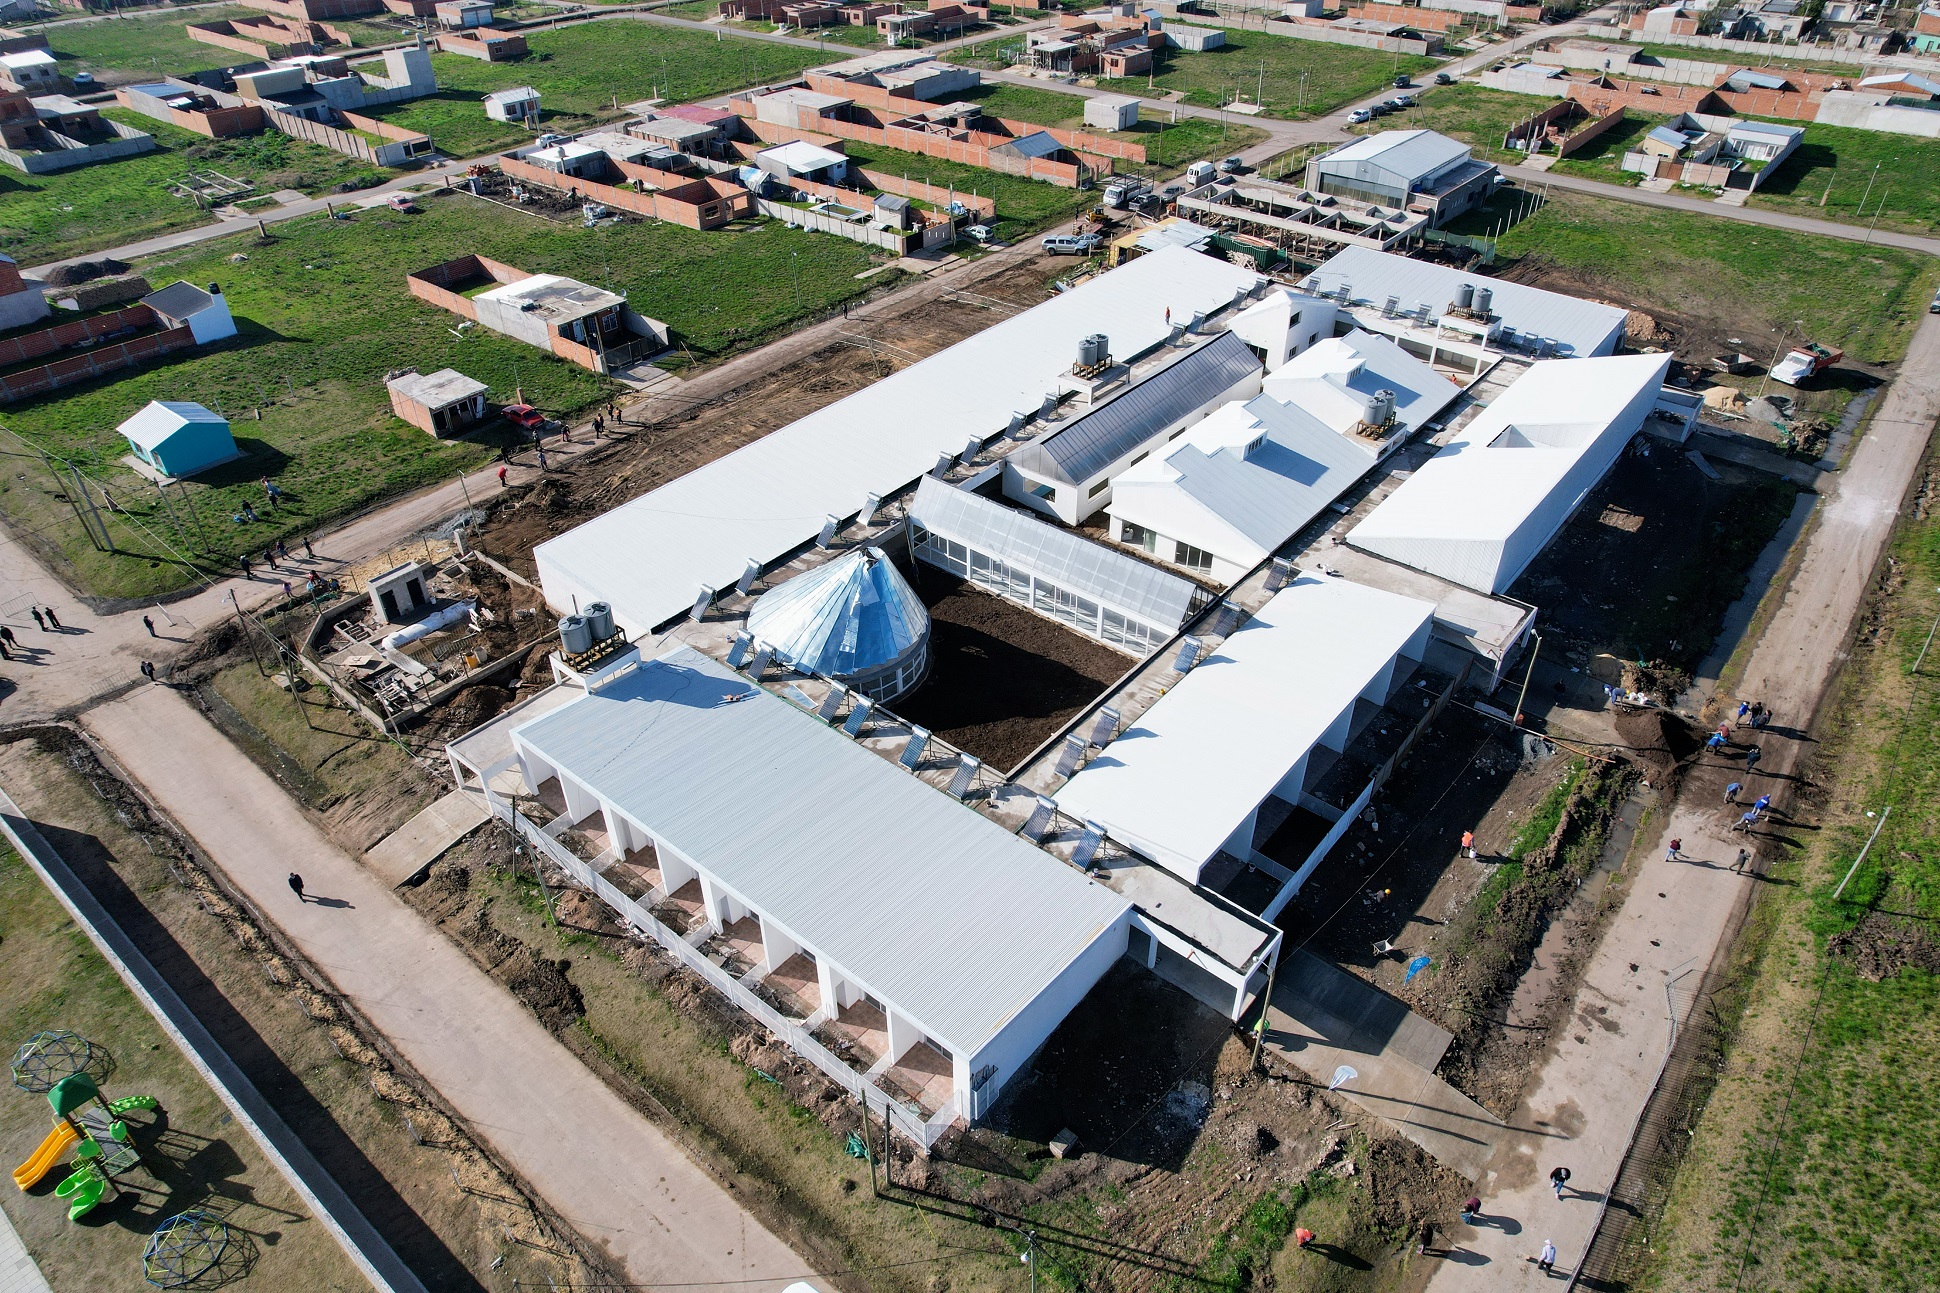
[747,547,931,704]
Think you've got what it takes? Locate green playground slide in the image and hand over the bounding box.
[54,1165,106,1221]
[106,1095,158,1116]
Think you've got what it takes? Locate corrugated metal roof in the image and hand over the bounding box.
[1646,124,1688,147]
[746,546,928,678]
[1726,69,1788,90]
[1346,353,1671,593]
[533,247,1264,637]
[1126,394,1377,559]
[1315,129,1471,181]
[1306,247,1628,359]
[993,131,1063,159]
[1011,331,1261,486]
[117,400,225,450]
[1261,328,1462,438]
[513,647,1131,1055]
[1055,575,1434,881]
[909,476,1202,628]
[142,281,215,320]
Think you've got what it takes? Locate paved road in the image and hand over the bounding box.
[83,685,808,1293]
[1423,307,1940,1289]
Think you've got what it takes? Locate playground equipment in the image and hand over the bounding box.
[10,1032,160,1220]
[143,1211,232,1288]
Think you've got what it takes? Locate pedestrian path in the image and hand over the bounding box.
[85,685,813,1292]
[0,1204,52,1293]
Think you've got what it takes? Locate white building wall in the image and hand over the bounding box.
[962,908,1131,1119]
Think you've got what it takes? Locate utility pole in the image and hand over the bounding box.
[1864,183,1891,243]
[1513,631,1542,725]
[71,464,112,552]
[175,479,209,551]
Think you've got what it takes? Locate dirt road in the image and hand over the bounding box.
[83,685,810,1293]
[1423,310,1940,1288]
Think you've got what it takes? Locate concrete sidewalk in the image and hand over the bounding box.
[84,685,812,1293]
[1423,310,1940,1290]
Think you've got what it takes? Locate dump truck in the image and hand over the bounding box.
[1770,341,1842,387]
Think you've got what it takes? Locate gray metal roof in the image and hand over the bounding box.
[141,280,216,321]
[1315,129,1471,182]
[1012,331,1261,486]
[388,367,487,409]
[1306,246,1628,359]
[1164,395,1377,551]
[910,476,1202,629]
[512,647,1130,1056]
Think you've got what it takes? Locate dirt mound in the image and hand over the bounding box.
[1614,706,1700,785]
[1829,913,1940,981]
[1599,304,1673,348]
[499,949,584,1030]
[442,684,511,733]
[41,258,130,286]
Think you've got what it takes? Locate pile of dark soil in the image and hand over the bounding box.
[895,573,1126,771]
[1829,912,1940,981]
[41,257,130,286]
[1614,706,1701,789]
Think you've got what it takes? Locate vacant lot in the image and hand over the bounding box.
[1640,466,1940,1292]
[0,109,380,266]
[0,844,362,1293]
[1622,41,1869,78]
[364,22,832,156]
[836,139,1088,237]
[952,85,1269,172]
[1495,189,1940,366]
[0,193,883,600]
[33,5,260,85]
[1547,111,1662,186]
[1744,118,1940,236]
[1351,83,1564,163]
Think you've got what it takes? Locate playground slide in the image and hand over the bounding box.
[12,1122,80,1190]
[55,1165,106,1221]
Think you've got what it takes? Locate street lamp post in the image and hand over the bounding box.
[790,251,801,312]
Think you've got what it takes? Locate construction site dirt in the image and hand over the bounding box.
[1508,445,1801,679]
[896,570,1130,772]
[473,253,1073,586]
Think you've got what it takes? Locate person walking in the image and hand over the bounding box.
[0,625,15,653]
[536,443,549,471]
[139,660,155,683]
[303,536,315,561]
[43,606,60,631]
[1753,707,1770,730]
[497,465,509,489]
[1733,847,1751,872]
[1736,810,1758,833]
[1707,731,1727,753]
[1417,1220,1437,1256]
[1746,745,1762,773]
[1753,793,1772,820]
[1294,1228,1315,1250]
[1666,838,1683,862]
[1549,1166,1572,1199]
[282,580,293,600]
[1538,1239,1557,1272]
[29,607,44,631]
[239,554,253,579]
[1461,1195,1481,1225]
[0,636,9,662]
[241,502,257,523]
[276,538,288,561]
[142,614,156,637]
[1737,699,1751,720]
[1461,830,1476,859]
[1725,781,1743,805]
[288,872,307,903]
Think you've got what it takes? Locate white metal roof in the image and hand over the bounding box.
[1346,352,1672,594]
[757,139,848,172]
[483,86,539,105]
[1055,575,1434,881]
[513,647,1130,1056]
[993,131,1064,160]
[388,367,487,408]
[746,546,928,678]
[1262,328,1461,439]
[1108,393,1377,568]
[909,476,1204,629]
[1314,129,1470,180]
[1305,247,1629,358]
[117,400,227,450]
[534,247,1264,637]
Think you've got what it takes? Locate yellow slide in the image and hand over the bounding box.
[12,1122,79,1190]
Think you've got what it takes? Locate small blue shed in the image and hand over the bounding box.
[118,400,240,479]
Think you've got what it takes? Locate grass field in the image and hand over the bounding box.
[1349,84,1552,163]
[1624,40,1867,78]
[1743,118,1940,236]
[32,5,259,82]
[0,845,365,1292]
[363,22,834,156]
[1494,190,1940,365]
[1640,470,1940,1293]
[949,28,1436,118]
[0,109,381,267]
[834,139,1087,237]
[952,85,1269,171]
[0,194,884,599]
[1547,111,1663,186]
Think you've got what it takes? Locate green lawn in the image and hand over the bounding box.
[0,108,382,267]
[1547,111,1665,186]
[835,139,1086,239]
[1640,497,1940,1292]
[1623,40,1868,78]
[31,5,260,82]
[0,194,886,598]
[362,22,833,157]
[1496,190,1940,365]
[1743,118,1940,236]
[1352,83,1552,164]
[1129,113,1268,170]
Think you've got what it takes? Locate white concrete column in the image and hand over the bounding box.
[698,874,727,928]
[885,1009,918,1064]
[659,849,697,895]
[818,958,841,1015]
[559,774,598,824]
[761,919,800,971]
[954,1051,974,1119]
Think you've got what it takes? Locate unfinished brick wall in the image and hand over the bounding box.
[0,326,195,403]
[502,155,753,229]
[406,253,529,316]
[1564,77,1717,114]
[1347,3,1465,30]
[740,114,1091,187]
[0,305,159,368]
